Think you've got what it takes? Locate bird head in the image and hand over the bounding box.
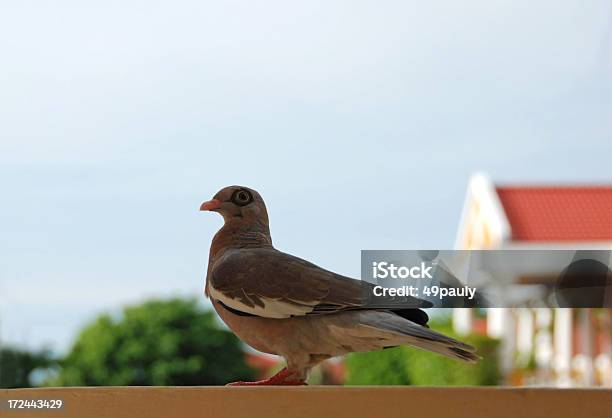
[200,186,269,225]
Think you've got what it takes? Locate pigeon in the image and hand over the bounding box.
[201,185,478,386]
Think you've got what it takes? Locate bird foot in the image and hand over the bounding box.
[226,368,307,386]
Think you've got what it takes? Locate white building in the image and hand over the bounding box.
[454,173,612,386]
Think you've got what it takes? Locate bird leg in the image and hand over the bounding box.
[226,368,307,386]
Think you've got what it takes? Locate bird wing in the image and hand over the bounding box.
[209,247,432,319]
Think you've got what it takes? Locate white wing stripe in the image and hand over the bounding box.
[209,285,315,319]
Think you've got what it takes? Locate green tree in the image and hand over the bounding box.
[346,317,500,386]
[0,346,54,388]
[51,298,254,386]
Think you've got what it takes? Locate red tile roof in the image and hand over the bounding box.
[496,187,612,241]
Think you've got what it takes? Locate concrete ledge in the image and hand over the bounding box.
[2,387,611,418]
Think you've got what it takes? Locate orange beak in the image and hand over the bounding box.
[200,199,222,211]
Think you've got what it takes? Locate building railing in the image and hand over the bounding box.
[2,386,611,418]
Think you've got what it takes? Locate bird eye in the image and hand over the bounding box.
[232,189,253,206]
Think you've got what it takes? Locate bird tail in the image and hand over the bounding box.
[358,311,480,363]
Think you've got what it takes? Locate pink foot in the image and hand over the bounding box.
[226,368,307,386]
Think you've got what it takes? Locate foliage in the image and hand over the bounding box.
[50,298,254,386]
[0,346,54,388]
[345,316,500,386]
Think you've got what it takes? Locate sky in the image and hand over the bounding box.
[1,1,611,353]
